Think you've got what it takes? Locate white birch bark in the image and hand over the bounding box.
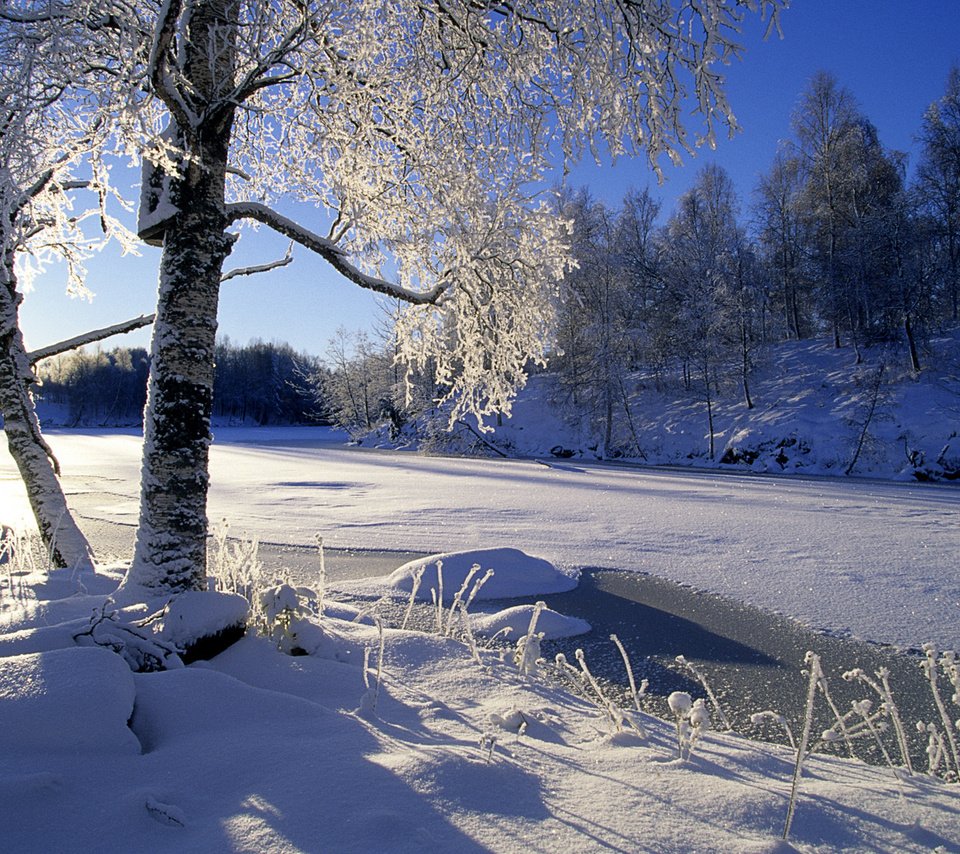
[0,236,96,571]
[119,0,239,597]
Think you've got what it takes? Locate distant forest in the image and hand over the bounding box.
[37,338,327,426]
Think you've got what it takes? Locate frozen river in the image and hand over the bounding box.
[2,426,958,651]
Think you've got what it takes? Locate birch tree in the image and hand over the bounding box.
[0,7,140,570]
[14,1,783,598]
[916,66,960,323]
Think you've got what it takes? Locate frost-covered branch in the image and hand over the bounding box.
[147,0,197,133]
[27,314,156,366]
[220,241,294,282]
[226,202,448,306]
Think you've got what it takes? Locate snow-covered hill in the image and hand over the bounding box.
[383,331,960,483]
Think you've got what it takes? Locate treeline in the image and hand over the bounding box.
[35,70,960,452]
[547,70,960,456]
[322,70,960,455]
[37,338,326,426]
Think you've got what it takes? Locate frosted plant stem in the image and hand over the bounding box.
[525,601,545,640]
[816,669,856,758]
[459,602,482,665]
[445,564,480,635]
[878,669,914,775]
[461,569,493,617]
[612,635,643,711]
[373,616,385,708]
[401,565,426,631]
[676,654,732,732]
[515,601,546,676]
[315,535,326,618]
[922,644,960,776]
[844,667,914,775]
[612,634,647,737]
[856,705,897,774]
[434,561,444,634]
[784,652,821,841]
[575,648,623,733]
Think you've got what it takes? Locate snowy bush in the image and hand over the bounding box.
[208,520,265,609]
[258,583,323,655]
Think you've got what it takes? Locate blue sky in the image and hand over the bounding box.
[19,1,960,359]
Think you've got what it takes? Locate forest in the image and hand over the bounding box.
[36,338,325,427]
[37,69,959,455]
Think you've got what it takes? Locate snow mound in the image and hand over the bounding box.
[0,647,140,756]
[341,547,579,601]
[471,604,591,639]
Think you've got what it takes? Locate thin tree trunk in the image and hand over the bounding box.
[740,321,754,410]
[845,363,885,476]
[702,361,715,461]
[0,244,95,571]
[904,314,921,373]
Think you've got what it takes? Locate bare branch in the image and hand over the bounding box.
[28,314,155,365]
[220,241,294,282]
[226,202,448,306]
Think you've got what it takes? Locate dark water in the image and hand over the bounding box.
[313,550,942,774]
[534,569,940,770]
[77,518,944,773]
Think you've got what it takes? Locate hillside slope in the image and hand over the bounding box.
[389,330,960,482]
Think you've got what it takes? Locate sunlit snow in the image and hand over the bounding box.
[2,428,959,852]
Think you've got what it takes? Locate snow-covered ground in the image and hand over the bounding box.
[5,426,955,650]
[384,331,960,484]
[1,427,959,852]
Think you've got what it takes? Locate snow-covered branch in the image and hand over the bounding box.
[226,203,448,306]
[27,314,156,366]
[220,242,294,282]
[147,0,197,133]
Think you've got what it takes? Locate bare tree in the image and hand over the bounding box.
[916,65,960,323]
[657,164,745,457]
[754,150,810,340]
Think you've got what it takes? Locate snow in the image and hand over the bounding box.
[474,332,960,483]
[470,603,591,640]
[1,556,959,852]
[0,647,139,757]
[18,425,954,652]
[2,336,960,851]
[339,547,579,602]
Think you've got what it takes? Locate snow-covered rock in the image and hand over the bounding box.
[471,603,591,639]
[0,647,140,756]
[343,547,579,602]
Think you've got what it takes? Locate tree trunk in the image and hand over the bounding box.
[122,158,234,597]
[120,0,239,599]
[904,314,921,373]
[702,361,715,461]
[0,241,95,571]
[740,320,754,410]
